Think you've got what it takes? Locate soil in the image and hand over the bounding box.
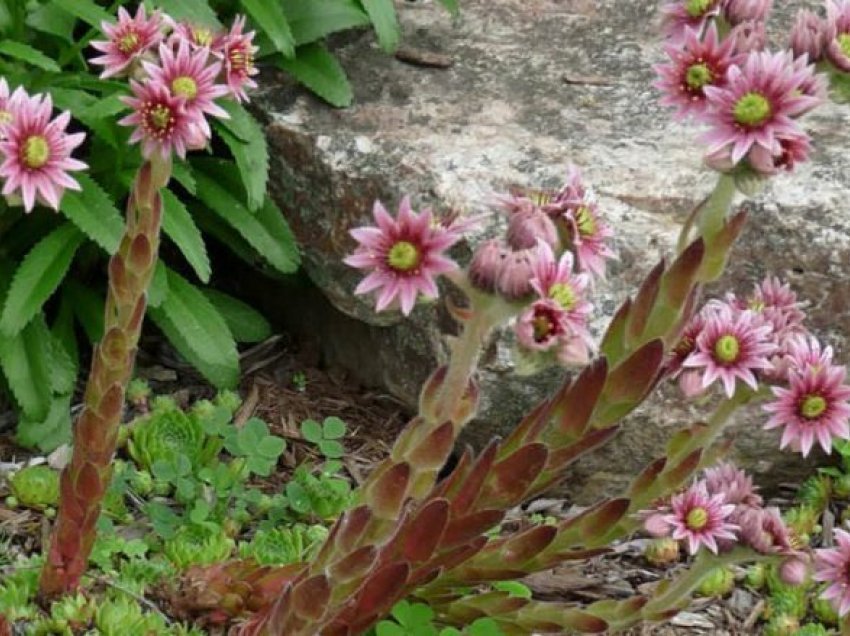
[0,334,789,635]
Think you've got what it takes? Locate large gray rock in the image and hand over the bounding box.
[255,0,850,501]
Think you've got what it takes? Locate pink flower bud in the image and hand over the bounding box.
[678,369,708,399]
[790,10,825,62]
[724,0,772,25]
[468,239,508,293]
[496,249,537,301]
[730,20,767,54]
[644,512,672,538]
[779,556,809,586]
[506,209,558,251]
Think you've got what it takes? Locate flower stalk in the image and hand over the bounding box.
[39,155,171,600]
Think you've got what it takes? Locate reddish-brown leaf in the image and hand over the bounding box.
[353,562,410,616]
[335,506,372,553]
[128,234,153,272]
[329,545,377,583]
[366,462,411,520]
[408,422,456,470]
[580,498,630,543]
[404,499,450,561]
[501,400,551,454]
[441,510,504,549]
[75,461,104,501]
[549,358,608,440]
[627,260,664,343]
[600,297,632,361]
[661,239,704,308]
[448,441,498,514]
[292,575,330,621]
[628,457,667,498]
[501,525,557,564]
[96,383,124,425]
[418,366,448,423]
[481,443,548,508]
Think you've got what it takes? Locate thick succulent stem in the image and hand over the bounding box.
[39,156,171,600]
[694,173,737,242]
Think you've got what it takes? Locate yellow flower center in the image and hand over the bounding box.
[733,92,772,127]
[685,62,713,90]
[193,27,214,47]
[549,283,576,310]
[529,189,553,207]
[686,507,709,530]
[575,205,596,237]
[686,0,712,17]
[172,76,198,100]
[118,31,140,54]
[387,241,420,272]
[747,298,765,312]
[714,334,740,363]
[22,135,49,169]
[838,33,850,59]
[144,103,174,139]
[800,394,827,420]
[0,109,12,126]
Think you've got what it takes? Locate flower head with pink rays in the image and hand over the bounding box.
[791,10,826,62]
[564,200,615,279]
[663,481,737,555]
[763,364,850,456]
[661,0,724,42]
[701,50,823,165]
[142,41,229,138]
[785,335,834,373]
[815,528,850,617]
[703,462,763,507]
[344,197,463,315]
[119,79,205,160]
[219,16,258,103]
[825,0,850,72]
[742,276,806,335]
[682,303,776,397]
[167,19,224,53]
[0,91,86,212]
[654,25,744,120]
[530,241,593,334]
[90,5,164,79]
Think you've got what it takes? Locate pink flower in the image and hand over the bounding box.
[744,276,806,334]
[90,5,164,78]
[0,92,86,212]
[683,304,776,397]
[530,242,592,335]
[344,197,461,315]
[219,15,258,103]
[815,528,850,616]
[701,51,822,165]
[664,481,737,555]
[661,0,724,43]
[791,10,826,61]
[496,249,538,301]
[825,0,850,72]
[119,79,205,160]
[468,239,508,293]
[764,364,850,456]
[747,131,812,176]
[729,20,767,54]
[785,335,834,373]
[703,463,763,507]
[506,208,558,250]
[654,25,744,120]
[167,19,224,53]
[142,41,229,139]
[736,505,794,554]
[723,0,772,25]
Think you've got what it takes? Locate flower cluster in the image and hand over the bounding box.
[91,6,257,159]
[0,78,87,212]
[643,464,803,574]
[815,528,850,617]
[657,0,828,177]
[669,277,850,457]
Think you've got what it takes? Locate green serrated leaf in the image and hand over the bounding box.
[59,174,124,253]
[276,42,353,107]
[15,392,72,452]
[0,321,53,420]
[149,0,221,27]
[45,321,77,395]
[162,189,211,283]
[240,0,294,57]
[51,0,113,28]
[0,41,60,72]
[148,261,169,308]
[149,269,240,388]
[0,223,84,336]
[202,289,271,343]
[281,0,370,45]
[64,281,104,343]
[215,101,269,211]
[191,159,299,274]
[361,0,400,53]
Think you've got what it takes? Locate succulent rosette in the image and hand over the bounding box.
[128,409,219,471]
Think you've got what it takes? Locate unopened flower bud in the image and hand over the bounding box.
[644,538,680,566]
[506,209,558,250]
[704,145,735,173]
[790,10,825,62]
[643,512,671,538]
[496,249,537,301]
[779,556,809,586]
[468,240,508,293]
[724,0,772,25]
[730,20,767,53]
[679,369,708,398]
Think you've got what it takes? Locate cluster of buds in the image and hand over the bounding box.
[667,277,850,457]
[91,5,257,159]
[790,1,850,75]
[656,0,828,178]
[0,78,87,212]
[345,166,615,371]
[643,463,806,580]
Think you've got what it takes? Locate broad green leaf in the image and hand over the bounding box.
[436,0,459,15]
[215,101,268,211]
[361,0,400,53]
[45,321,77,395]
[172,160,196,195]
[51,0,113,28]
[162,189,210,282]
[276,42,352,108]
[150,0,220,27]
[148,261,169,308]
[0,223,84,336]
[149,269,240,388]
[16,393,72,452]
[240,0,294,57]
[322,416,346,439]
[52,293,79,373]
[191,159,299,274]
[59,174,124,253]
[282,0,370,45]
[0,41,60,72]
[0,321,53,420]
[301,419,323,443]
[202,289,272,343]
[27,3,76,42]
[64,281,104,343]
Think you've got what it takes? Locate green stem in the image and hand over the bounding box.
[679,173,736,250]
